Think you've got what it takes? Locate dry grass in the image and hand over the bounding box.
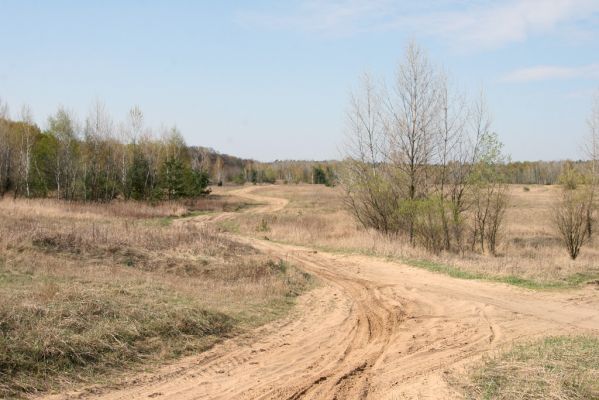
[456,336,599,399]
[228,184,599,287]
[0,197,310,398]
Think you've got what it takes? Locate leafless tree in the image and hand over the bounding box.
[384,42,441,245]
[584,90,599,238]
[433,74,470,251]
[16,105,35,198]
[341,72,396,233]
[83,100,116,201]
[0,99,10,196]
[48,107,79,199]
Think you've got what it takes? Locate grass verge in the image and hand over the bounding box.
[403,258,599,290]
[253,236,598,290]
[456,336,599,399]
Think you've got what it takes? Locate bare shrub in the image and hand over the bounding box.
[554,189,590,260]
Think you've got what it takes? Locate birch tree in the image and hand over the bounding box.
[48,107,79,199]
[584,90,599,237]
[16,105,35,197]
[0,99,10,196]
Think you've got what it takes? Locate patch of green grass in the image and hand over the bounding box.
[144,210,216,227]
[256,237,598,290]
[402,258,599,290]
[217,220,240,233]
[457,336,599,399]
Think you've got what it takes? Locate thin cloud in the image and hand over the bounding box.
[503,64,599,82]
[236,0,599,49]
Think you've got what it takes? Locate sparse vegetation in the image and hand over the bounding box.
[457,336,599,399]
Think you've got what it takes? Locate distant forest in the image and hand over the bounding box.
[0,101,590,202]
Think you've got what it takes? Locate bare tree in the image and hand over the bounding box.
[341,72,396,233]
[384,42,441,245]
[433,74,470,251]
[117,106,145,198]
[83,100,116,201]
[584,90,599,238]
[0,99,10,196]
[48,107,79,200]
[16,105,35,198]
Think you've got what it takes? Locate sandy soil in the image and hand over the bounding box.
[42,185,599,400]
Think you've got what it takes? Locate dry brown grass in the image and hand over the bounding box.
[456,336,599,399]
[228,184,599,286]
[0,197,310,398]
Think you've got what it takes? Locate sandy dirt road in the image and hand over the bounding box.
[44,186,599,400]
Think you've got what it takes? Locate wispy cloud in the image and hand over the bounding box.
[503,64,599,82]
[236,0,599,49]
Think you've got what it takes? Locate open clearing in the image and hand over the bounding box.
[37,185,599,400]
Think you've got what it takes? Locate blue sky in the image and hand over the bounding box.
[0,1,598,161]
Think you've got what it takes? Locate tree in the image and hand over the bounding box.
[47,107,79,199]
[128,147,151,200]
[214,156,224,186]
[385,42,441,245]
[341,72,397,234]
[83,100,118,201]
[470,132,508,256]
[159,157,186,199]
[15,105,36,197]
[584,90,599,237]
[341,43,508,255]
[184,169,210,198]
[0,99,11,196]
[554,187,590,260]
[432,75,470,251]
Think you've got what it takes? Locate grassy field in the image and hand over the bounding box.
[0,195,310,398]
[457,336,599,399]
[226,184,599,288]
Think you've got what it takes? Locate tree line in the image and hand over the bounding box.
[0,98,340,202]
[0,101,209,201]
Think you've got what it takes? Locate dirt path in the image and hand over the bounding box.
[44,186,599,400]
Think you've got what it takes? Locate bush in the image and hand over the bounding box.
[554,189,591,260]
